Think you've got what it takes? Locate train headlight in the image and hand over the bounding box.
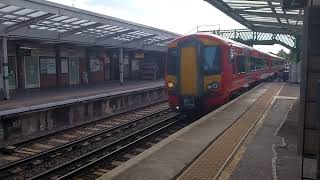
[208,82,219,90]
[167,81,175,88]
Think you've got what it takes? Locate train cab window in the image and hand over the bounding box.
[167,48,178,75]
[203,46,220,75]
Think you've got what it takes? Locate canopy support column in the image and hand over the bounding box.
[119,48,124,85]
[0,37,9,100]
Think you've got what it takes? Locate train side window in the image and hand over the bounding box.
[255,58,264,70]
[232,56,238,74]
[203,46,220,75]
[167,48,178,75]
[237,56,246,73]
[250,57,256,71]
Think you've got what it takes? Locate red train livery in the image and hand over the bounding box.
[165,33,285,112]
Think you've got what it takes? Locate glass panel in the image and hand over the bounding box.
[25,56,40,88]
[69,57,79,85]
[8,56,16,90]
[237,56,246,73]
[203,46,220,74]
[40,56,56,74]
[61,57,69,74]
[167,48,178,75]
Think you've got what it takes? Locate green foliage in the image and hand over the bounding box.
[276,49,297,63]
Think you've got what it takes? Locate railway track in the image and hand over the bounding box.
[31,113,190,180]
[0,101,172,179]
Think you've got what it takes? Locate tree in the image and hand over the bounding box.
[276,49,297,63]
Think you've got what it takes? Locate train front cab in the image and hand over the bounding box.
[166,35,228,112]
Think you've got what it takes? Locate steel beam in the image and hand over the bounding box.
[59,23,102,39]
[253,26,299,35]
[252,39,293,50]
[6,26,167,52]
[119,48,124,85]
[296,9,303,26]
[0,37,9,99]
[240,5,275,11]
[236,10,302,21]
[5,13,54,33]
[204,0,254,29]
[212,28,296,50]
[283,11,290,24]
[267,1,285,30]
[95,29,135,43]
[1,0,179,38]
[143,38,175,47]
[124,34,157,45]
[251,21,302,30]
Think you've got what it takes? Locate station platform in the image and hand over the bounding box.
[98,82,301,180]
[0,80,164,116]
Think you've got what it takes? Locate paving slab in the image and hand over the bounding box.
[224,83,300,180]
[98,83,275,180]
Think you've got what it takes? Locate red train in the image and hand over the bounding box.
[165,33,285,112]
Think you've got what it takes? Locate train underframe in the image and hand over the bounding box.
[168,91,229,113]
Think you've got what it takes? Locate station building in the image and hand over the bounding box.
[5,41,165,91]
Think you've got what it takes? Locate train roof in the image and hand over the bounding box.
[169,33,286,61]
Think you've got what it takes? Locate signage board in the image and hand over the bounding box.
[134,52,144,59]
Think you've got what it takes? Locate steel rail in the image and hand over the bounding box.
[3,100,167,149]
[0,105,171,175]
[30,113,184,180]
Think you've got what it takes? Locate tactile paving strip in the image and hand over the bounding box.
[177,84,281,180]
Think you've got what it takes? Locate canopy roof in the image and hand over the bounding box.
[0,0,179,51]
[205,0,303,35]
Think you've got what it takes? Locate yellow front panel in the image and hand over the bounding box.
[180,46,197,95]
[203,75,221,92]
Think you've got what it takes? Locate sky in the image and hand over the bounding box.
[48,0,289,54]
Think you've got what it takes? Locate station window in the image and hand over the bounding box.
[202,46,220,75]
[167,48,178,75]
[39,56,56,75]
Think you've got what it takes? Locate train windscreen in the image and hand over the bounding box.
[167,48,178,75]
[203,46,221,75]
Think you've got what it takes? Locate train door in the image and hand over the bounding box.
[69,57,79,85]
[231,55,239,89]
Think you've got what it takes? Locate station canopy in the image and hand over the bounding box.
[205,0,303,35]
[0,0,179,52]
